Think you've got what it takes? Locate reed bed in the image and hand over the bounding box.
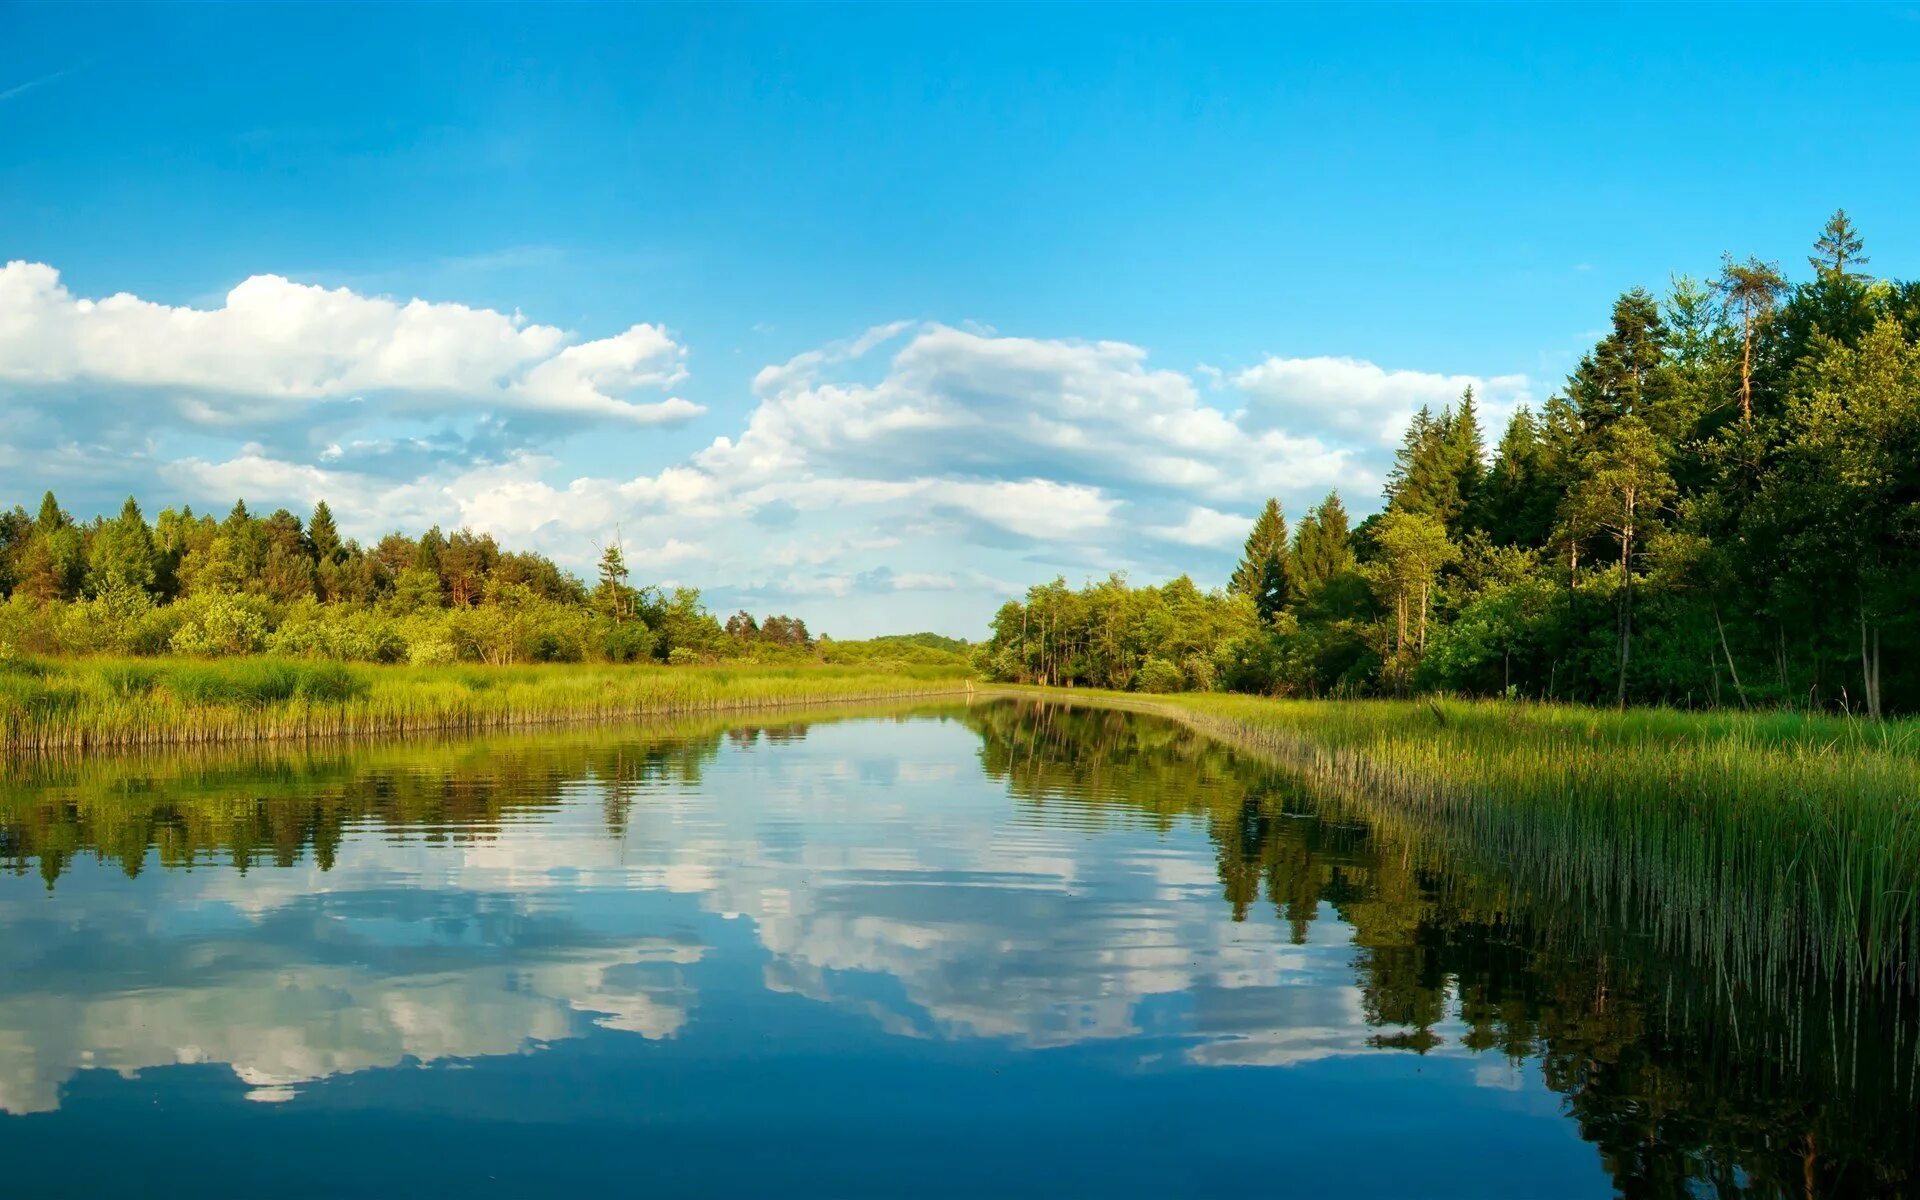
[0,656,971,754]
[999,687,1920,1009]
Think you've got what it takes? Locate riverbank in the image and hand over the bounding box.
[993,686,1920,998]
[0,657,972,753]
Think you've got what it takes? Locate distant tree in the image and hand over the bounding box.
[725,610,760,640]
[1442,386,1486,528]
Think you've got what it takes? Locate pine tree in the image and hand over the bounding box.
[1443,386,1485,529]
[308,500,344,564]
[1568,289,1669,430]
[1717,255,1788,424]
[1810,208,1869,280]
[597,540,632,622]
[1291,491,1355,594]
[1480,406,1555,546]
[1230,498,1292,621]
[87,496,158,596]
[35,491,66,531]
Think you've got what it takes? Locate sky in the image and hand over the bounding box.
[3,2,1918,636]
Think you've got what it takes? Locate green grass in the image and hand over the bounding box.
[997,686,1920,1004]
[0,656,973,753]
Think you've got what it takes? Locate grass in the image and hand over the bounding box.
[0,656,974,753]
[996,686,1920,1007]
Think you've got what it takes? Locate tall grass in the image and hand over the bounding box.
[0,656,971,754]
[1002,687,1920,1011]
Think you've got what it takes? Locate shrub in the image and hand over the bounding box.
[1135,657,1184,693]
[169,593,274,657]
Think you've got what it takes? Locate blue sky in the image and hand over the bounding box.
[3,2,1918,635]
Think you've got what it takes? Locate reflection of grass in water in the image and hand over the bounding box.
[1002,689,1920,1002]
[966,697,1920,1195]
[0,658,969,752]
[0,697,975,885]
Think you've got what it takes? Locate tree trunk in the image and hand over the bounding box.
[1615,531,1632,708]
[1712,603,1749,709]
[1739,309,1755,424]
[1861,605,1883,720]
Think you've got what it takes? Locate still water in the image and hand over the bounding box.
[0,700,1911,1198]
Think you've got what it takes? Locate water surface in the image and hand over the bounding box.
[0,700,1911,1197]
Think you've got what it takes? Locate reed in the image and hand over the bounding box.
[1000,688,1920,1005]
[0,656,971,754]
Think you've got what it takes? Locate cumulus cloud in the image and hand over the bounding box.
[0,260,699,427]
[1235,354,1531,447]
[1146,505,1255,550]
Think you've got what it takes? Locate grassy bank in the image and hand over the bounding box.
[999,687,1920,1002]
[0,656,972,753]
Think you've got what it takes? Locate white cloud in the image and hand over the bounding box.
[1146,505,1254,549]
[0,261,699,426]
[1235,354,1531,448]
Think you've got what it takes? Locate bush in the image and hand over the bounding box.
[267,606,408,663]
[603,621,656,663]
[169,593,274,657]
[1135,657,1184,693]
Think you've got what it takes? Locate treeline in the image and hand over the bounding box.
[0,494,956,668]
[986,211,1920,713]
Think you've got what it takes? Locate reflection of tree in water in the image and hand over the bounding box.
[0,709,899,889]
[967,698,1918,1199]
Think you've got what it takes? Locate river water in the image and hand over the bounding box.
[0,700,1910,1197]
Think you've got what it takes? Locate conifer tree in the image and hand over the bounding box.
[87,496,158,596]
[1810,208,1869,280]
[1230,498,1292,621]
[308,500,344,565]
[1292,491,1356,594]
[1717,255,1788,424]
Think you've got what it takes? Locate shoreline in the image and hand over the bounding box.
[0,659,976,756]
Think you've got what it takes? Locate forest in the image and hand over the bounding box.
[983,212,1920,714]
[0,491,967,670]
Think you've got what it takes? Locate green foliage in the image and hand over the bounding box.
[995,212,1920,714]
[1229,498,1292,620]
[982,574,1257,692]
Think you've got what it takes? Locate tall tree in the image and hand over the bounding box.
[308,501,344,564]
[1442,386,1486,531]
[1292,492,1356,595]
[1568,289,1670,431]
[1231,498,1292,621]
[597,540,632,622]
[1569,417,1676,706]
[1717,255,1788,424]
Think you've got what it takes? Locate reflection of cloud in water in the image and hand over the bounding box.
[0,811,703,1115]
[0,715,1399,1114]
[620,721,1387,1056]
